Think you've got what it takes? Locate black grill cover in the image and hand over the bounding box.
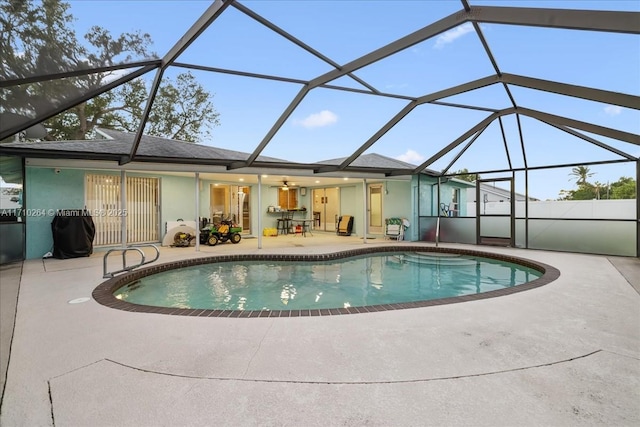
[51,210,96,259]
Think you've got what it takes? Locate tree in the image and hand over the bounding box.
[569,165,594,186]
[46,71,220,142]
[453,168,479,182]
[566,184,597,200]
[610,177,636,199]
[1,0,219,142]
[145,72,220,142]
[593,181,606,200]
[1,0,81,124]
[558,175,636,200]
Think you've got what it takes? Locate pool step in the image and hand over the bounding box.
[391,252,479,266]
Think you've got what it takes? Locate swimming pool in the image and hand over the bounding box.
[93,246,560,317]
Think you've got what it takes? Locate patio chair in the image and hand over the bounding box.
[384,218,404,240]
[336,215,354,236]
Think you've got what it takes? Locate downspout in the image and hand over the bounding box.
[435,177,441,247]
[510,172,516,248]
[363,179,367,244]
[525,168,529,249]
[195,172,200,252]
[636,159,639,258]
[258,174,262,250]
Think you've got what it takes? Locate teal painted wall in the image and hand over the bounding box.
[198,179,211,219]
[339,185,358,234]
[416,175,436,216]
[261,186,280,232]
[161,175,196,228]
[382,180,412,240]
[438,181,471,216]
[24,168,199,259]
[331,181,414,237]
[23,167,417,257]
[25,167,86,258]
[415,175,471,217]
[383,180,411,220]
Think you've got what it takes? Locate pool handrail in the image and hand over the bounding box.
[102,244,160,279]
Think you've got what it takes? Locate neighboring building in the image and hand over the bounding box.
[467,183,539,204]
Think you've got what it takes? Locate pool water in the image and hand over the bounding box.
[114,252,542,311]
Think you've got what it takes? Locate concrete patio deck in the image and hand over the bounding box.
[1,234,638,426]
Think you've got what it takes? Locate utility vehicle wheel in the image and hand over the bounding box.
[230,233,242,244]
[208,235,219,246]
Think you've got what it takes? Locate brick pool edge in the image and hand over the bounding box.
[92,246,560,318]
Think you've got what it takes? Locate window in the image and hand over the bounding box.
[278,188,298,209]
[451,188,460,217]
[0,155,24,223]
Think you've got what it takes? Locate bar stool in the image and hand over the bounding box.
[276,211,293,235]
[302,219,313,236]
[313,211,321,228]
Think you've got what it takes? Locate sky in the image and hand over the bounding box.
[62,0,639,200]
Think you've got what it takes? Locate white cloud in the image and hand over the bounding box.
[294,110,338,128]
[604,105,622,116]
[434,22,474,49]
[396,149,424,164]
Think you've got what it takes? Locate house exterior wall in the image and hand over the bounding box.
[192,180,412,239]
[384,180,411,220]
[340,185,358,233]
[22,166,417,258]
[25,167,87,258]
[24,167,197,259]
[161,175,196,227]
[415,176,470,217]
[196,181,314,235]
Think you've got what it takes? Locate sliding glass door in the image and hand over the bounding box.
[209,184,251,234]
[312,187,340,232]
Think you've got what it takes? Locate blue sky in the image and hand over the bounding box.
[66,0,639,200]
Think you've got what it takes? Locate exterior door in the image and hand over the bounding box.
[210,185,228,222]
[210,184,250,234]
[368,183,383,234]
[237,186,251,234]
[476,177,514,246]
[312,187,340,232]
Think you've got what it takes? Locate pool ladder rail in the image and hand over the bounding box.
[102,244,160,279]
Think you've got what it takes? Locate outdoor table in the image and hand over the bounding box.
[291,219,313,237]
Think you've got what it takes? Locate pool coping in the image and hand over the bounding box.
[92,246,561,317]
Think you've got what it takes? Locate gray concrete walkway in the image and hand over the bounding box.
[0,261,21,405]
[1,237,638,426]
[608,256,640,295]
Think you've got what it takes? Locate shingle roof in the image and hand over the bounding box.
[1,128,288,163]
[1,129,424,174]
[315,153,418,170]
